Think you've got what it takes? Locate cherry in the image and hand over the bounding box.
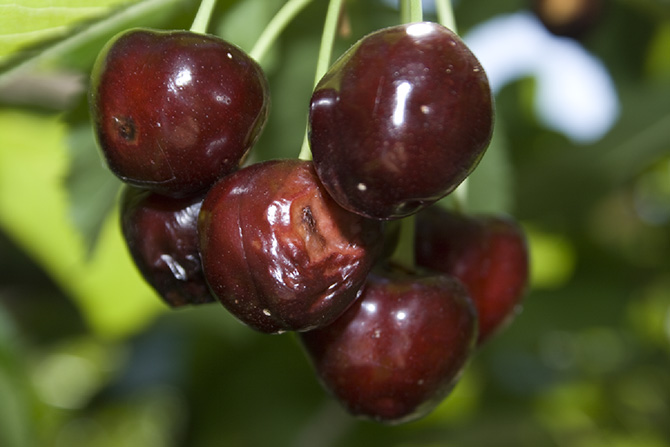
[119,186,214,307]
[309,22,493,220]
[198,159,384,333]
[299,266,477,424]
[90,28,270,198]
[415,206,529,344]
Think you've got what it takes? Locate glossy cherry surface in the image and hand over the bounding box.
[90,28,269,198]
[415,206,529,344]
[300,266,477,424]
[120,186,214,307]
[198,159,384,333]
[309,22,493,220]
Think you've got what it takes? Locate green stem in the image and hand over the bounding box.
[436,0,466,212]
[190,0,218,34]
[435,0,458,33]
[388,0,424,271]
[400,0,423,23]
[298,0,345,161]
[249,0,314,64]
[389,214,416,271]
[451,181,468,212]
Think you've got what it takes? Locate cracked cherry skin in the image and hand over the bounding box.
[309,22,493,220]
[120,186,214,307]
[415,206,529,344]
[90,28,269,198]
[299,266,477,424]
[198,159,384,334]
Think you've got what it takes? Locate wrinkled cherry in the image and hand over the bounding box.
[198,159,384,333]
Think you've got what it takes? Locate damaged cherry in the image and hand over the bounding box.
[198,159,384,333]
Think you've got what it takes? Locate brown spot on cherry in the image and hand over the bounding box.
[198,159,384,333]
[113,115,136,142]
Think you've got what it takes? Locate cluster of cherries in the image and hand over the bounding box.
[90,20,529,424]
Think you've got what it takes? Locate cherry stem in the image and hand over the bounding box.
[389,214,417,271]
[190,0,218,34]
[298,0,345,161]
[435,0,458,33]
[249,0,314,64]
[386,0,424,272]
[451,179,469,211]
[400,0,423,23]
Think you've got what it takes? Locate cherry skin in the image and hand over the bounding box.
[309,22,493,220]
[198,159,384,334]
[119,186,214,307]
[299,266,477,424]
[90,28,269,198]
[415,206,529,344]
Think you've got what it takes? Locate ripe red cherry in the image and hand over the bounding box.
[90,28,269,198]
[119,186,214,307]
[198,159,384,333]
[299,266,477,424]
[415,206,529,344]
[309,22,493,220]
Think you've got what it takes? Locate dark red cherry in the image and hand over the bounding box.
[90,28,269,197]
[299,266,477,424]
[415,206,529,344]
[120,186,214,307]
[309,22,493,220]
[198,159,384,333]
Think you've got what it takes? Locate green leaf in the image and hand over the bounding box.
[0,0,192,88]
[64,115,121,257]
[0,311,35,447]
[61,89,121,256]
[0,108,164,339]
[0,0,139,65]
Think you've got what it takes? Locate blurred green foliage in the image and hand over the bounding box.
[1,0,669,446]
